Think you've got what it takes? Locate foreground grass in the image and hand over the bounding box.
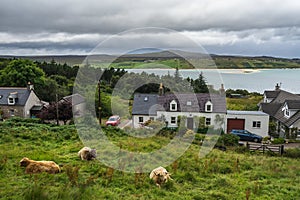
[0,119,300,200]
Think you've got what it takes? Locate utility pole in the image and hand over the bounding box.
[98,82,101,125]
[56,94,59,125]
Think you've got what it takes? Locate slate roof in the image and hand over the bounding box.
[264,90,280,99]
[0,87,31,106]
[132,93,158,115]
[270,90,300,104]
[157,93,226,113]
[260,103,282,116]
[286,100,300,110]
[227,110,268,116]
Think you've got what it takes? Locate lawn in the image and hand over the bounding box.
[0,118,300,200]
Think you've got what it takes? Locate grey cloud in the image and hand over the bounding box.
[1,0,300,34]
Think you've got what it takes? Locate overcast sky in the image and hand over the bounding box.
[0,0,300,57]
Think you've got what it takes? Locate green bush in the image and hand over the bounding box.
[284,148,300,158]
[217,134,239,146]
[272,138,285,144]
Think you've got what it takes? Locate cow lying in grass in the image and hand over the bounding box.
[149,166,173,188]
[78,147,97,161]
[20,157,60,174]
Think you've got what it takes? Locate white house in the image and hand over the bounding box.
[132,93,227,130]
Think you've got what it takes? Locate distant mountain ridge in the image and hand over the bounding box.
[0,50,299,68]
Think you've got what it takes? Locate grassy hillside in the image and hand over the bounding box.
[1,118,300,199]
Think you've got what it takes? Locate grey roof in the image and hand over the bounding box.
[157,93,226,113]
[260,103,282,116]
[63,93,85,106]
[271,90,300,104]
[264,90,280,98]
[227,110,268,116]
[273,105,300,127]
[132,93,158,115]
[0,87,31,106]
[286,100,300,109]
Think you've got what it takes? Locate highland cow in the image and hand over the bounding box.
[78,147,97,161]
[20,157,60,174]
[149,166,172,188]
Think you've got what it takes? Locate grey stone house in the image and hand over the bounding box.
[0,84,44,119]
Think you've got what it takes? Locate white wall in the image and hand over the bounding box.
[132,115,157,128]
[226,112,269,137]
[156,111,226,130]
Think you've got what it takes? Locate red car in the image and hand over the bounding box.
[105,115,121,126]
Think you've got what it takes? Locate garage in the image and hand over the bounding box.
[227,118,245,133]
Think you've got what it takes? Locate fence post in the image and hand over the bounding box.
[263,145,265,154]
[280,145,284,155]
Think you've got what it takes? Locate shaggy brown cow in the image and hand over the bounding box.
[149,166,173,188]
[20,157,60,174]
[78,147,97,161]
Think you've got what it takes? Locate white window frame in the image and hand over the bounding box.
[205,118,211,126]
[8,97,15,105]
[253,121,261,128]
[170,116,177,124]
[170,100,177,111]
[205,101,213,112]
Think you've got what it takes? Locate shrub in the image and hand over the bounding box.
[217,134,239,146]
[272,138,285,144]
[284,148,300,158]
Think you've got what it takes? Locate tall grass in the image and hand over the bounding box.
[0,119,300,199]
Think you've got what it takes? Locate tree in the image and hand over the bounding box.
[0,59,45,87]
[37,100,73,125]
[192,72,209,93]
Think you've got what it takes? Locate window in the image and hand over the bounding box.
[206,105,211,111]
[205,101,213,112]
[170,100,177,111]
[139,117,143,123]
[171,117,176,124]
[150,117,154,121]
[205,118,211,126]
[10,109,15,116]
[8,98,15,105]
[187,101,192,106]
[285,109,290,117]
[253,121,261,128]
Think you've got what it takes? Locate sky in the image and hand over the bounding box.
[0,0,300,58]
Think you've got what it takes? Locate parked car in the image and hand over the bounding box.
[105,115,121,126]
[230,129,263,143]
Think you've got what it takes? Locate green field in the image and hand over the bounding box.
[1,118,300,199]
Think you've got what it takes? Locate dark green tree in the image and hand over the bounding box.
[192,72,209,93]
[0,59,45,87]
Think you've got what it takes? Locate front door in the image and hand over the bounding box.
[187,118,194,129]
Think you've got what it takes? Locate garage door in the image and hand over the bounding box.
[227,119,245,133]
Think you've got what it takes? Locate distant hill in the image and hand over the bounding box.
[1,50,300,69]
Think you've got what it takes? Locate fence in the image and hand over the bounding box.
[246,143,284,155]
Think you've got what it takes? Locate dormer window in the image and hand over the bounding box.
[187,101,192,106]
[205,101,213,112]
[170,100,177,111]
[8,92,18,105]
[8,97,15,105]
[285,109,290,118]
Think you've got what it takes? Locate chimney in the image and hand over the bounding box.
[219,84,225,95]
[27,82,34,91]
[275,83,280,91]
[159,83,164,96]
